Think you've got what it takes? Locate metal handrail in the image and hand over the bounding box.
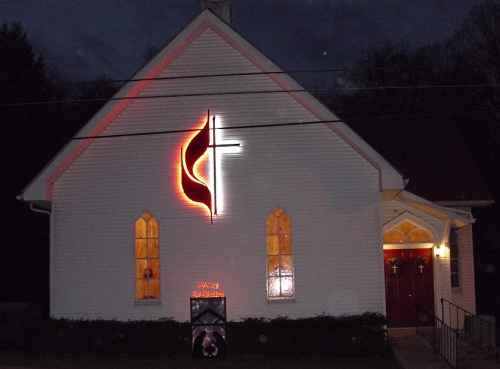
[415,300,458,368]
[441,298,499,362]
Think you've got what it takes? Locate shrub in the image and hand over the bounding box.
[38,318,191,355]
[28,312,388,358]
[227,312,388,357]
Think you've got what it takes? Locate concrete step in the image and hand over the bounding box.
[389,330,451,369]
[457,339,499,368]
[388,328,500,369]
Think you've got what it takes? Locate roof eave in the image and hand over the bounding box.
[396,190,473,228]
[434,199,495,208]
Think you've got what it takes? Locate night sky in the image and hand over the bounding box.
[1,0,499,319]
[1,0,488,86]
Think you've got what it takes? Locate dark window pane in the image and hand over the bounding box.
[449,230,458,244]
[450,245,458,259]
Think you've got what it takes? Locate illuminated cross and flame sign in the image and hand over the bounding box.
[181,111,240,223]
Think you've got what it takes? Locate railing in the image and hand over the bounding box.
[441,298,499,362]
[416,300,458,368]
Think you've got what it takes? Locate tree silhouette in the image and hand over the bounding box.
[0,23,120,317]
[0,22,59,315]
[324,2,500,317]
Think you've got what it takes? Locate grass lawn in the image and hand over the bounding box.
[0,351,400,369]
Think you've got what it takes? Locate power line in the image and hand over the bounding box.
[0,64,483,91]
[1,84,499,107]
[0,0,39,3]
[1,109,494,146]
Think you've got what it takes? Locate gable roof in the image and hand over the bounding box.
[18,9,405,209]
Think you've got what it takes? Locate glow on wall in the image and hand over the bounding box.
[180,111,240,222]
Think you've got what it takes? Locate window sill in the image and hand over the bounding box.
[135,299,162,305]
[267,298,295,303]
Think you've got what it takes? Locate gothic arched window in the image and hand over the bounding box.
[266,207,294,299]
[135,211,160,299]
[383,220,432,243]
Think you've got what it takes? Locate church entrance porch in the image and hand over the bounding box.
[384,248,434,327]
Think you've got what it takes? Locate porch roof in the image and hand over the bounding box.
[395,190,472,228]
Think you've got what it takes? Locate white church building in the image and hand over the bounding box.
[18,3,484,327]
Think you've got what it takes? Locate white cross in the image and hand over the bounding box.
[208,113,240,216]
[418,265,424,273]
[392,265,398,273]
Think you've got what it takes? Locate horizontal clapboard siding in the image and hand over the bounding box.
[50,28,383,320]
[451,225,476,314]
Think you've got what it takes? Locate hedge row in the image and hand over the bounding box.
[37,318,190,354]
[28,312,388,357]
[228,312,388,357]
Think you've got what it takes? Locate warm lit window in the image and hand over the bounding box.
[383,221,431,243]
[449,230,460,288]
[135,211,160,299]
[266,207,294,299]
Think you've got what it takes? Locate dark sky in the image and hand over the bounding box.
[1,0,490,87]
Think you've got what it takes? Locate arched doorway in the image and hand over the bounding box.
[383,220,435,327]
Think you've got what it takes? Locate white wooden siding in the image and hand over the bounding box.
[49,28,383,320]
[451,225,476,314]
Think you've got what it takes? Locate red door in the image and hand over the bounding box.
[384,248,434,327]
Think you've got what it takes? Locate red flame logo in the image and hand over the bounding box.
[181,117,212,214]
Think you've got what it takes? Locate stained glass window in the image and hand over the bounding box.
[383,230,405,243]
[383,221,431,243]
[266,207,294,299]
[135,211,160,299]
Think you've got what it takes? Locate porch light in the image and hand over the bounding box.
[434,244,443,258]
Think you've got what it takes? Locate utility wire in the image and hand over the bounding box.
[1,109,494,146]
[1,84,499,107]
[0,64,484,91]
